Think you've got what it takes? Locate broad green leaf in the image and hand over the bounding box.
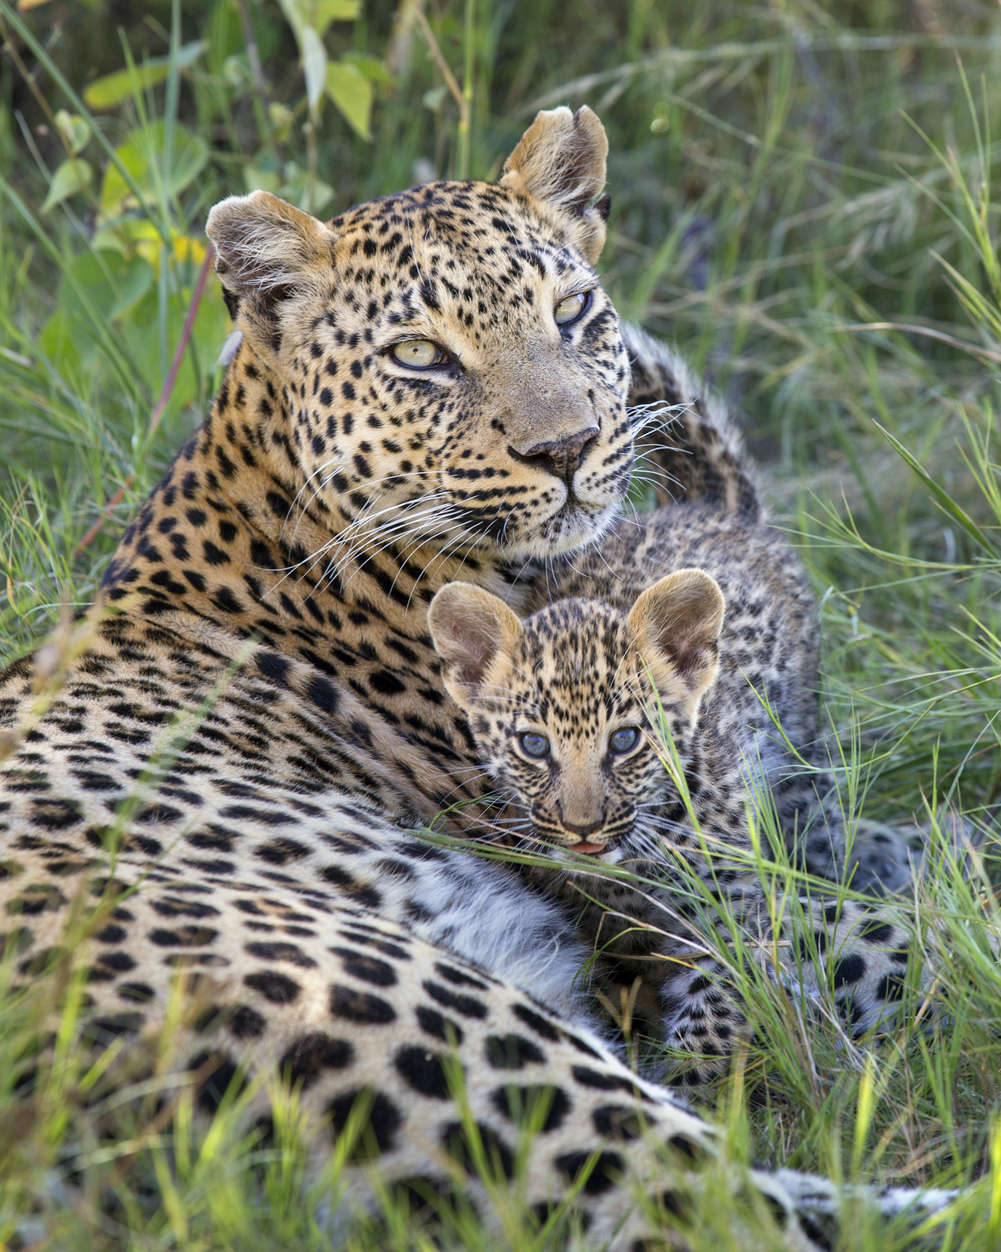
[120,281,230,417]
[83,40,205,110]
[40,249,154,375]
[65,251,155,324]
[41,159,93,213]
[325,60,373,140]
[314,0,360,30]
[301,24,328,118]
[343,53,393,86]
[98,121,208,219]
[54,110,90,155]
[279,0,358,38]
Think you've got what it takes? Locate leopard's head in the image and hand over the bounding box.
[428,571,725,860]
[205,106,632,562]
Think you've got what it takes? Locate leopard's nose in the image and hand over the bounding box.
[509,427,599,484]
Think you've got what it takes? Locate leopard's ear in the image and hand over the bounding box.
[428,582,523,703]
[627,569,725,704]
[206,191,336,353]
[500,106,608,264]
[207,190,334,296]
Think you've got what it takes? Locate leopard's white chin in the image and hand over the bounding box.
[503,500,620,561]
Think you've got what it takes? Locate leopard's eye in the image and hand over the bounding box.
[517,731,550,760]
[554,290,591,328]
[608,726,640,756]
[390,339,448,369]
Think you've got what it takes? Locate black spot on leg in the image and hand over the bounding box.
[394,1045,453,1099]
[332,946,397,987]
[244,970,300,1004]
[330,984,396,1024]
[484,1033,545,1069]
[592,1104,643,1141]
[415,1005,464,1044]
[279,1032,355,1088]
[189,1050,249,1114]
[441,1120,515,1180]
[511,1003,560,1040]
[554,1149,625,1196]
[422,980,487,1019]
[327,1087,402,1163]
[876,970,908,1001]
[832,953,866,988]
[490,1083,570,1133]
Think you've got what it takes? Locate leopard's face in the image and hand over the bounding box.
[206,111,633,562]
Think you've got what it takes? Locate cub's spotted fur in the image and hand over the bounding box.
[0,107,950,1245]
[430,506,923,1080]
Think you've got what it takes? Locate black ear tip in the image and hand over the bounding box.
[594,192,611,222]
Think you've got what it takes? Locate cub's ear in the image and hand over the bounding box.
[500,105,608,264]
[206,190,335,308]
[627,569,725,704]
[428,582,523,703]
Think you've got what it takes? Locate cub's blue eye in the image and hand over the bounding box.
[609,727,640,755]
[517,731,550,760]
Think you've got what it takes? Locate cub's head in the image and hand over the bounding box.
[206,106,632,561]
[428,570,725,858]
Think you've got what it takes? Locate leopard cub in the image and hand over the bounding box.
[429,507,921,1082]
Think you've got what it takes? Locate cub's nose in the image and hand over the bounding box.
[510,426,599,484]
[559,816,605,841]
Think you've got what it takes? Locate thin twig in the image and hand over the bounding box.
[833,320,1001,366]
[413,7,464,116]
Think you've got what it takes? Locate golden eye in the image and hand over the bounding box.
[391,339,447,369]
[554,290,591,328]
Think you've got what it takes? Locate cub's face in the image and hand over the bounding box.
[461,601,682,856]
[206,107,633,561]
[429,572,726,863]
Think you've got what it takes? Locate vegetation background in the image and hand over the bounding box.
[2,0,1001,1248]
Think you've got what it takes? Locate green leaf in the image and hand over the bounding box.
[343,53,394,86]
[83,41,205,110]
[314,0,360,29]
[325,60,373,140]
[280,0,359,38]
[41,159,93,214]
[54,110,90,155]
[301,25,328,118]
[98,121,208,219]
[65,251,156,324]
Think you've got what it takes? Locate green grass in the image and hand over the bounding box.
[2,0,1001,1247]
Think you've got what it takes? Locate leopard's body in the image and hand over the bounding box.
[430,506,920,1082]
[0,107,952,1246]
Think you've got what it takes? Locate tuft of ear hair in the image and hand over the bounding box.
[206,190,334,298]
[627,569,725,700]
[500,106,609,264]
[428,582,523,702]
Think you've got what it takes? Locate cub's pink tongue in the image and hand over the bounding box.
[569,841,606,855]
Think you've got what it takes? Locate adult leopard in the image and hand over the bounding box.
[0,107,951,1247]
